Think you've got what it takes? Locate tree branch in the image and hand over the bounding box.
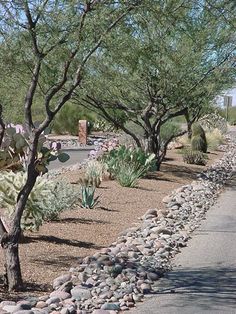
[24,61,42,132]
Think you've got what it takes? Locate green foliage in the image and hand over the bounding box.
[78,177,99,209]
[191,123,206,138]
[206,128,225,150]
[182,149,208,166]
[52,103,96,135]
[191,123,207,153]
[191,135,208,153]
[102,145,155,187]
[160,120,182,148]
[0,172,79,230]
[200,112,228,134]
[85,160,105,186]
[0,125,69,173]
[115,161,148,188]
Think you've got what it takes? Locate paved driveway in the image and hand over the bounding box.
[129,172,236,314]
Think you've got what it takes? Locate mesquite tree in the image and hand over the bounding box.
[75,0,236,168]
[0,105,5,147]
[0,0,141,291]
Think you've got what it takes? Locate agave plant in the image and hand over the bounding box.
[78,177,99,209]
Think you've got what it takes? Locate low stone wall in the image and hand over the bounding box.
[1,134,236,314]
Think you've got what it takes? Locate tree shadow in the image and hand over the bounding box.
[22,235,103,250]
[96,206,119,212]
[144,173,175,183]
[161,163,203,181]
[225,172,236,189]
[32,255,85,268]
[52,217,110,225]
[153,265,236,311]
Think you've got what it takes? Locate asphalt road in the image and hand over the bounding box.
[129,171,236,314]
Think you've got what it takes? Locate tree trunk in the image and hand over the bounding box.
[0,104,5,147]
[2,236,22,291]
[0,163,38,291]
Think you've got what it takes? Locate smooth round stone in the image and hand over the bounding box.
[2,306,17,313]
[70,287,91,301]
[140,283,151,294]
[38,296,49,302]
[13,311,34,314]
[53,274,71,289]
[46,297,60,306]
[50,291,70,300]
[35,302,47,309]
[101,303,120,311]
[92,310,111,314]
[60,308,69,314]
[0,301,16,308]
[147,272,160,281]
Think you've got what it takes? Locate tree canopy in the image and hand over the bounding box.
[74,0,236,166]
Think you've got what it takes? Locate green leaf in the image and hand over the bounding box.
[58,152,70,163]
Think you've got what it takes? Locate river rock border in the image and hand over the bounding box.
[1,135,236,314]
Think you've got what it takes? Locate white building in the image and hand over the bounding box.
[215,87,236,107]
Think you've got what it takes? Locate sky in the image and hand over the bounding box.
[216,87,236,107]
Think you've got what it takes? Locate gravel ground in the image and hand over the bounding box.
[0,148,223,302]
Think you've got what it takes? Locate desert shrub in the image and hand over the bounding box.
[206,128,225,150]
[52,103,96,135]
[85,160,106,186]
[89,138,120,160]
[115,161,151,187]
[0,171,79,230]
[200,112,228,134]
[182,149,208,165]
[78,177,99,208]
[102,145,155,187]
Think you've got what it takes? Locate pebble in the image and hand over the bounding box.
[1,135,236,314]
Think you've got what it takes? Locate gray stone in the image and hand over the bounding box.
[140,283,151,294]
[49,291,70,300]
[53,274,72,289]
[100,303,120,311]
[35,302,47,309]
[14,311,34,314]
[45,297,60,306]
[0,302,16,308]
[92,310,110,314]
[70,286,91,301]
[2,306,17,313]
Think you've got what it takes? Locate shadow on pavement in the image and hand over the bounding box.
[155,265,236,311]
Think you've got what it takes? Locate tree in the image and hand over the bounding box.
[0,105,5,146]
[0,0,141,291]
[75,0,236,168]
